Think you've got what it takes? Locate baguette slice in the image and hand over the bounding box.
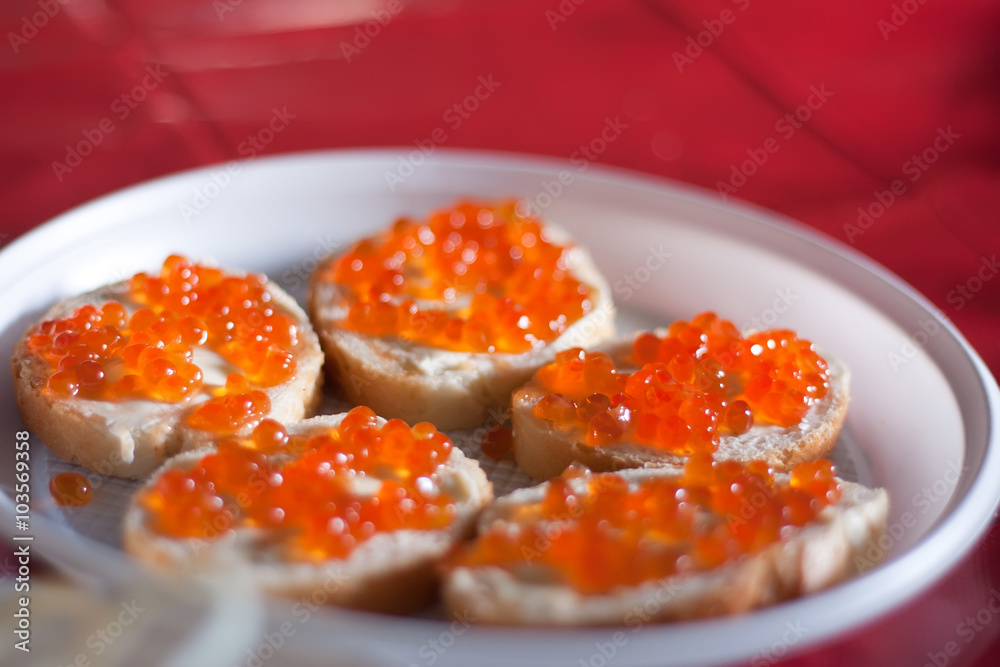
[308,209,615,431]
[12,266,323,479]
[443,466,888,625]
[124,413,493,614]
[512,338,850,481]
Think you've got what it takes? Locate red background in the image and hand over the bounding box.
[2,0,999,664]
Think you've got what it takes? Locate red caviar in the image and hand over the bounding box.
[481,424,514,461]
[26,255,300,435]
[323,201,594,353]
[49,472,92,506]
[138,407,458,560]
[450,456,841,594]
[187,374,271,436]
[532,312,829,452]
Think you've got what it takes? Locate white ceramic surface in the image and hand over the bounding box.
[0,149,997,666]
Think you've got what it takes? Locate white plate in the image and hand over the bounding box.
[1,149,998,666]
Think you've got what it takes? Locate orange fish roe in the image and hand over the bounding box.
[49,472,92,506]
[739,330,829,425]
[532,312,829,452]
[26,255,300,434]
[186,374,271,436]
[481,424,514,461]
[324,201,593,353]
[138,407,458,560]
[450,456,841,594]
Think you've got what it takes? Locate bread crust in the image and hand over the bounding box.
[11,273,324,479]
[512,339,850,481]
[123,413,494,614]
[308,231,616,431]
[442,466,888,625]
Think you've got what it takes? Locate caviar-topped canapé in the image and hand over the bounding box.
[322,201,596,354]
[26,255,301,435]
[139,408,459,561]
[528,312,830,453]
[449,455,841,594]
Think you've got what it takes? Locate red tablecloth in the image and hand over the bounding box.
[2,0,998,664]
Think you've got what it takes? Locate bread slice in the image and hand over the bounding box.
[442,465,888,625]
[512,339,850,481]
[123,413,494,614]
[308,216,616,431]
[11,266,324,479]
